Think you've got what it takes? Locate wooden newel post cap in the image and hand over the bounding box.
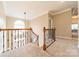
[43,43,46,50]
[44,27,45,29]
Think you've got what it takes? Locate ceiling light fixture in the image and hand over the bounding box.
[60,1,64,3]
[24,10,30,28]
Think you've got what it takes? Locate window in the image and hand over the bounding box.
[14,20,25,28]
[71,24,78,30]
[71,23,78,32]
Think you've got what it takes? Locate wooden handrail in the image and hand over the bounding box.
[31,29,39,46]
[0,28,32,31]
[31,30,38,37]
[43,27,56,50]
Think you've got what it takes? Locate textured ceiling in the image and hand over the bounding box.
[3,1,77,20]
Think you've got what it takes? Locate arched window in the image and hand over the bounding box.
[14,20,25,28]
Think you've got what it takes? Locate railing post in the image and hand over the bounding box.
[30,28,32,43]
[43,27,46,50]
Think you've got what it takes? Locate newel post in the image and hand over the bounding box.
[43,27,46,50]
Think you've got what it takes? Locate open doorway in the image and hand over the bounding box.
[71,8,78,39]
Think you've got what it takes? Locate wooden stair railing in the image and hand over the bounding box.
[0,28,39,53]
[31,29,39,46]
[43,27,56,50]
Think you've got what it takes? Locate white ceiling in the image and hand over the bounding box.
[3,1,77,20]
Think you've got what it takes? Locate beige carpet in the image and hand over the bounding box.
[0,38,78,57]
[46,38,79,57]
[0,43,50,57]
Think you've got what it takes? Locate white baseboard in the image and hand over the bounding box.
[56,36,73,40]
[78,45,79,48]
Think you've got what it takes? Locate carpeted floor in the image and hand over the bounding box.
[46,38,79,57]
[0,38,78,57]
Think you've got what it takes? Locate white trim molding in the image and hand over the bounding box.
[78,45,79,48]
[56,36,72,40]
[32,11,48,20]
[52,8,71,16]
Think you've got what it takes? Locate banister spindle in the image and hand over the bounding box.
[15,30,16,49]
[7,30,9,51]
[18,30,19,48]
[3,31,5,53]
[11,30,13,50]
[25,30,26,44]
[37,36,39,46]
[23,30,24,46]
[0,28,39,53]
[27,31,28,44]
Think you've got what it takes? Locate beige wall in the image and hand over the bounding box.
[0,2,5,17]
[0,2,6,28]
[52,10,72,38]
[31,13,48,47]
[6,16,15,28]
[6,16,30,28]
